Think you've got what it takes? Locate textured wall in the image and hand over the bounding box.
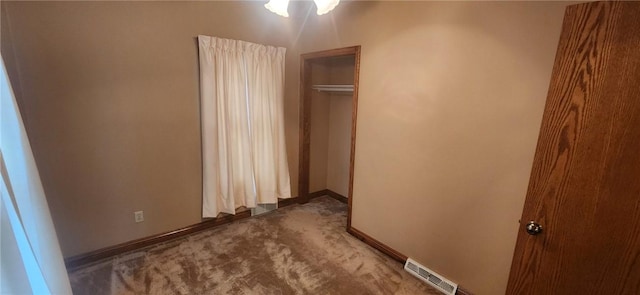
[297,2,569,294]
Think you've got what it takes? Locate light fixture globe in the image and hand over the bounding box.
[264,0,340,17]
[264,0,290,17]
[314,0,340,15]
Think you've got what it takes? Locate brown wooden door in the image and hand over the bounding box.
[506,2,640,294]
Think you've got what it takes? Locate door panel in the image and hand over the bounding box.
[507,2,640,294]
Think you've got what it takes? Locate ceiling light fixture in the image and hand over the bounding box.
[265,0,340,17]
[264,0,290,17]
[314,0,340,15]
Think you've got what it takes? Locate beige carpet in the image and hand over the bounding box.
[68,196,440,294]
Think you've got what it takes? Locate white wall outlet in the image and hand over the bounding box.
[134,211,144,223]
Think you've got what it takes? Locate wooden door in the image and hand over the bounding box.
[507,2,640,294]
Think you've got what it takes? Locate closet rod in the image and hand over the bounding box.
[311,84,354,92]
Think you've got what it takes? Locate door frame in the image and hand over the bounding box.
[298,46,361,229]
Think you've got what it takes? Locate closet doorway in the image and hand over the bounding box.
[298,46,360,228]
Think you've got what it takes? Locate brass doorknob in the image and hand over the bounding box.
[525,221,543,235]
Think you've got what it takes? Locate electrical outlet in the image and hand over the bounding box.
[134,211,144,223]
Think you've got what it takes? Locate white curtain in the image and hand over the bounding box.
[198,36,291,217]
[1,55,72,294]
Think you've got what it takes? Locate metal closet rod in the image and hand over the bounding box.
[311,84,354,92]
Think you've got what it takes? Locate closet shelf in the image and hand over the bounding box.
[311,84,354,92]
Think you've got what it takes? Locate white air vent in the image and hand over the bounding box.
[404,258,458,295]
[251,203,277,216]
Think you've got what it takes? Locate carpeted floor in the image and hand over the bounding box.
[68,196,440,294]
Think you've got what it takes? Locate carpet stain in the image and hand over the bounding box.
[68,196,441,294]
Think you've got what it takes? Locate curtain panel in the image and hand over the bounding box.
[198,36,291,217]
[1,56,72,294]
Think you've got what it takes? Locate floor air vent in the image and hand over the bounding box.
[251,203,277,216]
[404,258,457,295]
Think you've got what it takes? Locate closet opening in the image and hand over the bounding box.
[298,46,360,229]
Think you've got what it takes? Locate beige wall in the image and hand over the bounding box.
[326,58,354,197]
[308,57,354,196]
[3,1,573,293]
[309,62,330,192]
[326,96,352,196]
[1,1,304,257]
[297,2,568,294]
